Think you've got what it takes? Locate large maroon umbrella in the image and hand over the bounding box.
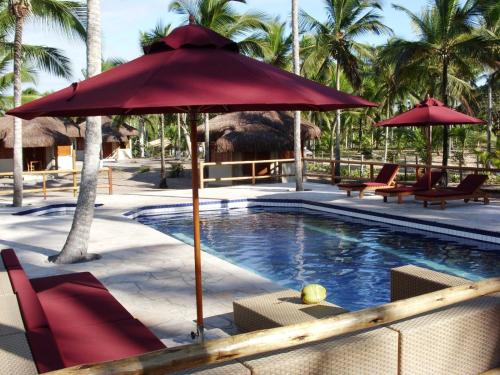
[9,22,376,337]
[375,97,485,189]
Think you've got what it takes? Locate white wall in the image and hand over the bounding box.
[58,155,73,170]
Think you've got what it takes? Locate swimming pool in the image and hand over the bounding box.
[137,206,500,310]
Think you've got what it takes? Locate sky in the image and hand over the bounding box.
[22,0,427,93]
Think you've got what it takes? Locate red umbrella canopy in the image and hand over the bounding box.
[8,24,375,120]
[375,97,485,127]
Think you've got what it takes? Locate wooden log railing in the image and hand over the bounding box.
[47,277,500,375]
[199,158,295,189]
[0,167,113,199]
[199,157,499,188]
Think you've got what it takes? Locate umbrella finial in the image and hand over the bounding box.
[189,15,196,25]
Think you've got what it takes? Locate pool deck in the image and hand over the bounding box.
[0,182,498,345]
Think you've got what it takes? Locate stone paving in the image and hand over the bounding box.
[0,180,498,345]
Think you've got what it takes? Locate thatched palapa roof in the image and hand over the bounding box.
[196,111,321,153]
[0,116,138,148]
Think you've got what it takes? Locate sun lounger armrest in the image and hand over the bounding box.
[390,265,470,301]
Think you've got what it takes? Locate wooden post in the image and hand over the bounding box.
[189,111,204,338]
[404,155,407,181]
[42,174,47,200]
[72,170,77,197]
[107,167,113,195]
[427,126,432,190]
[369,164,374,181]
[251,162,256,185]
[360,155,364,177]
[330,161,335,185]
[46,277,500,375]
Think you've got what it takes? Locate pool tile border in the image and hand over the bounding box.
[124,198,500,246]
[13,203,104,216]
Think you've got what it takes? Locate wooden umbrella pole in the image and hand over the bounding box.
[189,111,204,338]
[427,125,432,190]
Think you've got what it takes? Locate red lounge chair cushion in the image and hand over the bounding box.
[376,186,417,194]
[31,272,108,300]
[374,164,399,183]
[1,249,49,330]
[26,327,65,373]
[54,319,165,368]
[338,182,389,188]
[456,174,488,194]
[39,291,134,330]
[416,189,468,198]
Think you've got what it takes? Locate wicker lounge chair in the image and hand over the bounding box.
[375,171,443,203]
[337,163,400,199]
[414,174,489,209]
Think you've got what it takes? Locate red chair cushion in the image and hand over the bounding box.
[374,164,399,183]
[31,272,108,300]
[1,249,49,330]
[376,186,417,194]
[26,328,65,373]
[363,182,392,187]
[53,319,165,368]
[416,189,468,198]
[456,174,488,194]
[39,291,134,330]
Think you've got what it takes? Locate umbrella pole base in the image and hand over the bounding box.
[191,325,205,342]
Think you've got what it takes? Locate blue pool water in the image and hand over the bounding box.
[137,207,500,310]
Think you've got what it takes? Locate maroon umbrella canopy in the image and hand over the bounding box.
[374,97,485,189]
[8,23,376,338]
[8,24,375,119]
[375,97,485,127]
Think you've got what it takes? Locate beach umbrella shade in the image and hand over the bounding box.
[8,21,376,338]
[375,97,485,189]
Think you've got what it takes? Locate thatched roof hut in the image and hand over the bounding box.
[196,111,321,153]
[0,116,138,148]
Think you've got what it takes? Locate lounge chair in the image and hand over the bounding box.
[375,171,443,203]
[415,174,489,209]
[337,163,400,199]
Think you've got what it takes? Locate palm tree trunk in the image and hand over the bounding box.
[441,59,449,183]
[487,77,493,168]
[12,10,26,207]
[204,114,210,162]
[334,63,341,181]
[139,116,145,158]
[292,0,303,191]
[177,114,182,157]
[159,114,167,188]
[50,0,102,264]
[383,101,390,162]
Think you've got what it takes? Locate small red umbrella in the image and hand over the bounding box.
[9,22,376,337]
[375,97,485,189]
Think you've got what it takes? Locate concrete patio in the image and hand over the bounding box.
[0,181,498,345]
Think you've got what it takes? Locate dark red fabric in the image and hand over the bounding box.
[374,164,399,183]
[375,97,485,127]
[376,186,417,194]
[456,174,488,194]
[1,250,49,330]
[8,24,375,120]
[416,189,468,198]
[54,319,165,368]
[26,328,65,373]
[338,182,389,188]
[1,248,22,268]
[413,171,443,189]
[39,291,134,330]
[31,272,107,300]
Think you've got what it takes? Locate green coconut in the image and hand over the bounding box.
[301,284,327,304]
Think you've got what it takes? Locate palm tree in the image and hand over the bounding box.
[383,0,498,177]
[291,0,303,191]
[5,0,85,206]
[50,0,100,264]
[301,0,391,178]
[247,18,291,68]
